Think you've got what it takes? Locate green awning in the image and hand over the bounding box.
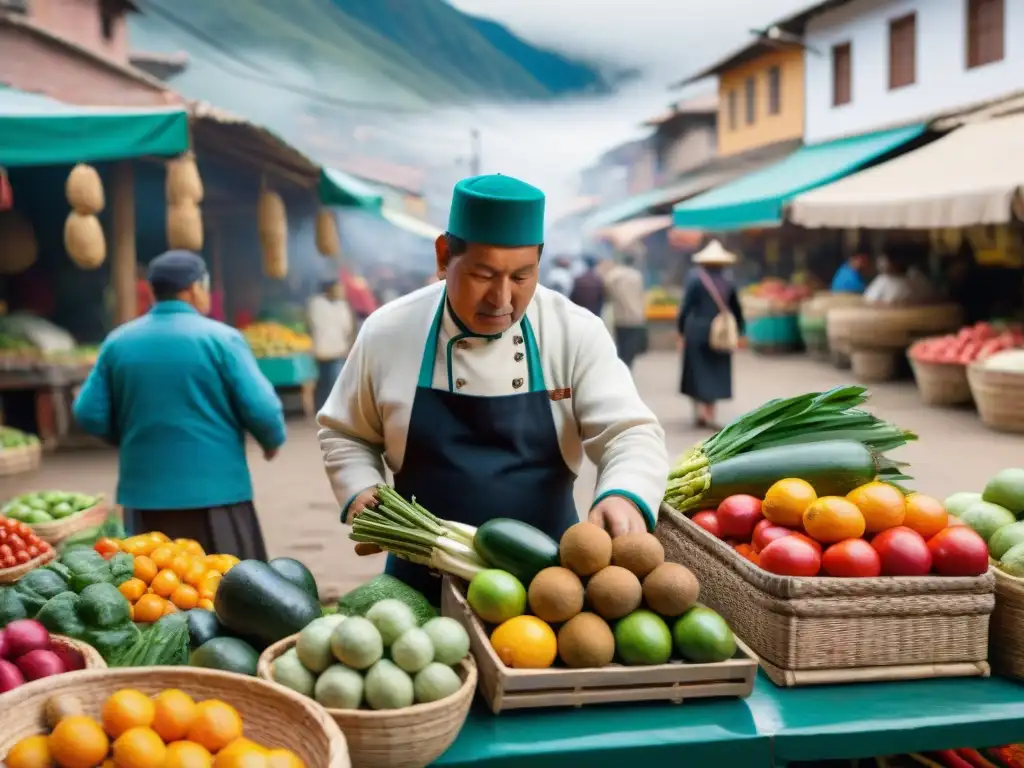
[319,168,384,211]
[672,124,926,231]
[0,85,189,167]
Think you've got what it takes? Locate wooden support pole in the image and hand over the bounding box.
[112,161,137,326]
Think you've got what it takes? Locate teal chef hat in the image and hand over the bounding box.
[447,174,545,247]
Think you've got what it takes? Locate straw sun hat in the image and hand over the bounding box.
[691,239,738,265]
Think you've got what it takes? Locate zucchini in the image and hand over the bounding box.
[213,560,321,645]
[268,558,319,602]
[474,518,560,585]
[705,440,878,508]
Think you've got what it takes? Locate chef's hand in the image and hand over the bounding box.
[589,496,648,538]
[346,487,384,556]
[263,447,278,461]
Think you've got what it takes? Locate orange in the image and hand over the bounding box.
[151,689,197,743]
[802,496,866,544]
[198,573,222,601]
[763,478,818,528]
[187,700,243,753]
[903,493,949,540]
[151,546,177,570]
[847,481,906,533]
[103,689,155,739]
[213,754,268,768]
[134,593,167,623]
[149,531,171,543]
[175,538,206,557]
[198,598,215,612]
[171,583,200,611]
[184,560,209,587]
[170,555,194,580]
[162,740,212,768]
[266,750,306,768]
[119,577,148,603]
[49,715,109,768]
[489,615,557,669]
[123,536,157,557]
[133,555,158,584]
[6,734,54,768]
[112,727,166,768]
[151,569,181,598]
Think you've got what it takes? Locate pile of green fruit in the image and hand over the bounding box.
[2,491,101,525]
[946,467,1024,574]
[0,427,40,452]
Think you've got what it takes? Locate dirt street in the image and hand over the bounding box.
[3,351,1020,601]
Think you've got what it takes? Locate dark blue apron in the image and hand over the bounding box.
[385,292,578,604]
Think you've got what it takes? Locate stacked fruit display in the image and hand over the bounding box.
[3,491,101,526]
[241,322,313,358]
[691,479,989,578]
[0,619,89,693]
[466,522,737,669]
[3,688,307,767]
[740,277,814,312]
[945,467,1024,574]
[0,516,53,569]
[909,321,1024,366]
[0,427,40,453]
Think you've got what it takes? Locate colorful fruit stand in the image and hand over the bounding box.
[243,322,318,417]
[739,279,814,354]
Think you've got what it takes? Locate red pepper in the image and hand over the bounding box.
[957,748,1001,768]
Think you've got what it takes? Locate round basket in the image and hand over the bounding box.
[0,442,42,477]
[851,349,898,382]
[0,546,56,584]
[258,634,476,768]
[50,635,106,670]
[0,666,349,767]
[828,303,963,350]
[967,364,1024,434]
[909,357,973,406]
[29,502,108,546]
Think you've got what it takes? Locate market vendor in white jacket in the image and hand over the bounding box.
[317,173,669,600]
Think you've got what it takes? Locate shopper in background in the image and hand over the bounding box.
[602,253,648,371]
[546,255,574,296]
[830,251,871,294]
[307,278,356,411]
[73,249,285,559]
[569,254,605,316]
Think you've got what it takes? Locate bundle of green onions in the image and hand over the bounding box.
[665,386,917,513]
[350,484,486,581]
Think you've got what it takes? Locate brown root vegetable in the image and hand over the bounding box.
[65,163,105,215]
[586,565,642,620]
[559,522,612,576]
[528,567,584,623]
[64,212,106,270]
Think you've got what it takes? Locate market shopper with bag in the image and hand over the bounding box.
[318,174,669,602]
[677,239,745,429]
[73,249,286,560]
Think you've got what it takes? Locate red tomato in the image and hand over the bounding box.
[0,545,10,558]
[752,521,794,553]
[789,532,823,555]
[8,535,24,552]
[14,550,30,564]
[1,518,16,530]
[692,511,723,539]
[15,523,31,538]
[716,495,764,540]
[1,555,14,569]
[759,536,822,577]
[94,538,121,558]
[927,526,989,577]
[26,545,39,559]
[822,539,882,578]
[872,526,932,576]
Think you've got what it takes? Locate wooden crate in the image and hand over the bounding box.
[440,576,758,713]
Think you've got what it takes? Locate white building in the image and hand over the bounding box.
[802,0,1022,144]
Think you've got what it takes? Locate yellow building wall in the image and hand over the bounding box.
[716,48,805,157]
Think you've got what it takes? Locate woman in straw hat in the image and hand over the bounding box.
[677,239,745,429]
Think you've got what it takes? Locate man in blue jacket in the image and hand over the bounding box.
[73,250,286,559]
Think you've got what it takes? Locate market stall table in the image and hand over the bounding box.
[436,698,770,768]
[256,353,317,417]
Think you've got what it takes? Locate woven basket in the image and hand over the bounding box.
[990,567,1024,680]
[50,635,106,670]
[656,506,993,687]
[0,667,349,766]
[828,303,963,350]
[909,358,973,406]
[258,634,476,768]
[967,365,1024,434]
[0,547,56,584]
[29,503,108,546]
[850,349,898,382]
[0,442,42,477]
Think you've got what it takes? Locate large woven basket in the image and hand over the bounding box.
[29,502,108,546]
[850,349,899,382]
[990,567,1024,680]
[0,667,349,766]
[0,547,56,584]
[828,303,962,350]
[0,442,42,477]
[258,634,476,768]
[909,357,973,406]
[50,635,106,670]
[656,505,994,687]
[967,365,1024,434]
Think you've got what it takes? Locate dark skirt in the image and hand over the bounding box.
[680,341,733,404]
[123,502,268,561]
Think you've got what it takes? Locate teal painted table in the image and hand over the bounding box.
[256,354,317,388]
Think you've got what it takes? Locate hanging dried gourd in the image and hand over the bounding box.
[65,164,105,215]
[167,199,204,252]
[0,209,38,275]
[257,189,288,279]
[315,208,340,257]
[64,212,106,270]
[166,152,204,204]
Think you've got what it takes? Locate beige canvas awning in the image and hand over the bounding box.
[788,113,1024,229]
[595,215,672,249]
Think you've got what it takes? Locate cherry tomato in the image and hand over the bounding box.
[94,538,121,558]
[0,529,7,542]
[2,555,15,569]
[7,535,23,551]
[0,545,11,558]
[15,523,31,538]
[14,550,30,564]
[1,518,16,530]
[26,545,39,559]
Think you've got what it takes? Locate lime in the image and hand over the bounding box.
[672,606,736,663]
[613,609,672,666]
[467,570,526,625]
[944,492,982,518]
[960,501,1015,542]
[983,469,1024,517]
[989,521,1024,561]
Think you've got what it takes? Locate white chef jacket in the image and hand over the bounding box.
[317,281,669,528]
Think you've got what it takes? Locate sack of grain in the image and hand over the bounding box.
[0,210,38,275]
[315,208,340,257]
[165,153,204,204]
[64,212,106,270]
[167,200,204,252]
[65,164,105,215]
[258,190,288,279]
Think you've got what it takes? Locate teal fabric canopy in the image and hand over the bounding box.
[0,85,189,167]
[319,168,384,210]
[672,124,926,231]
